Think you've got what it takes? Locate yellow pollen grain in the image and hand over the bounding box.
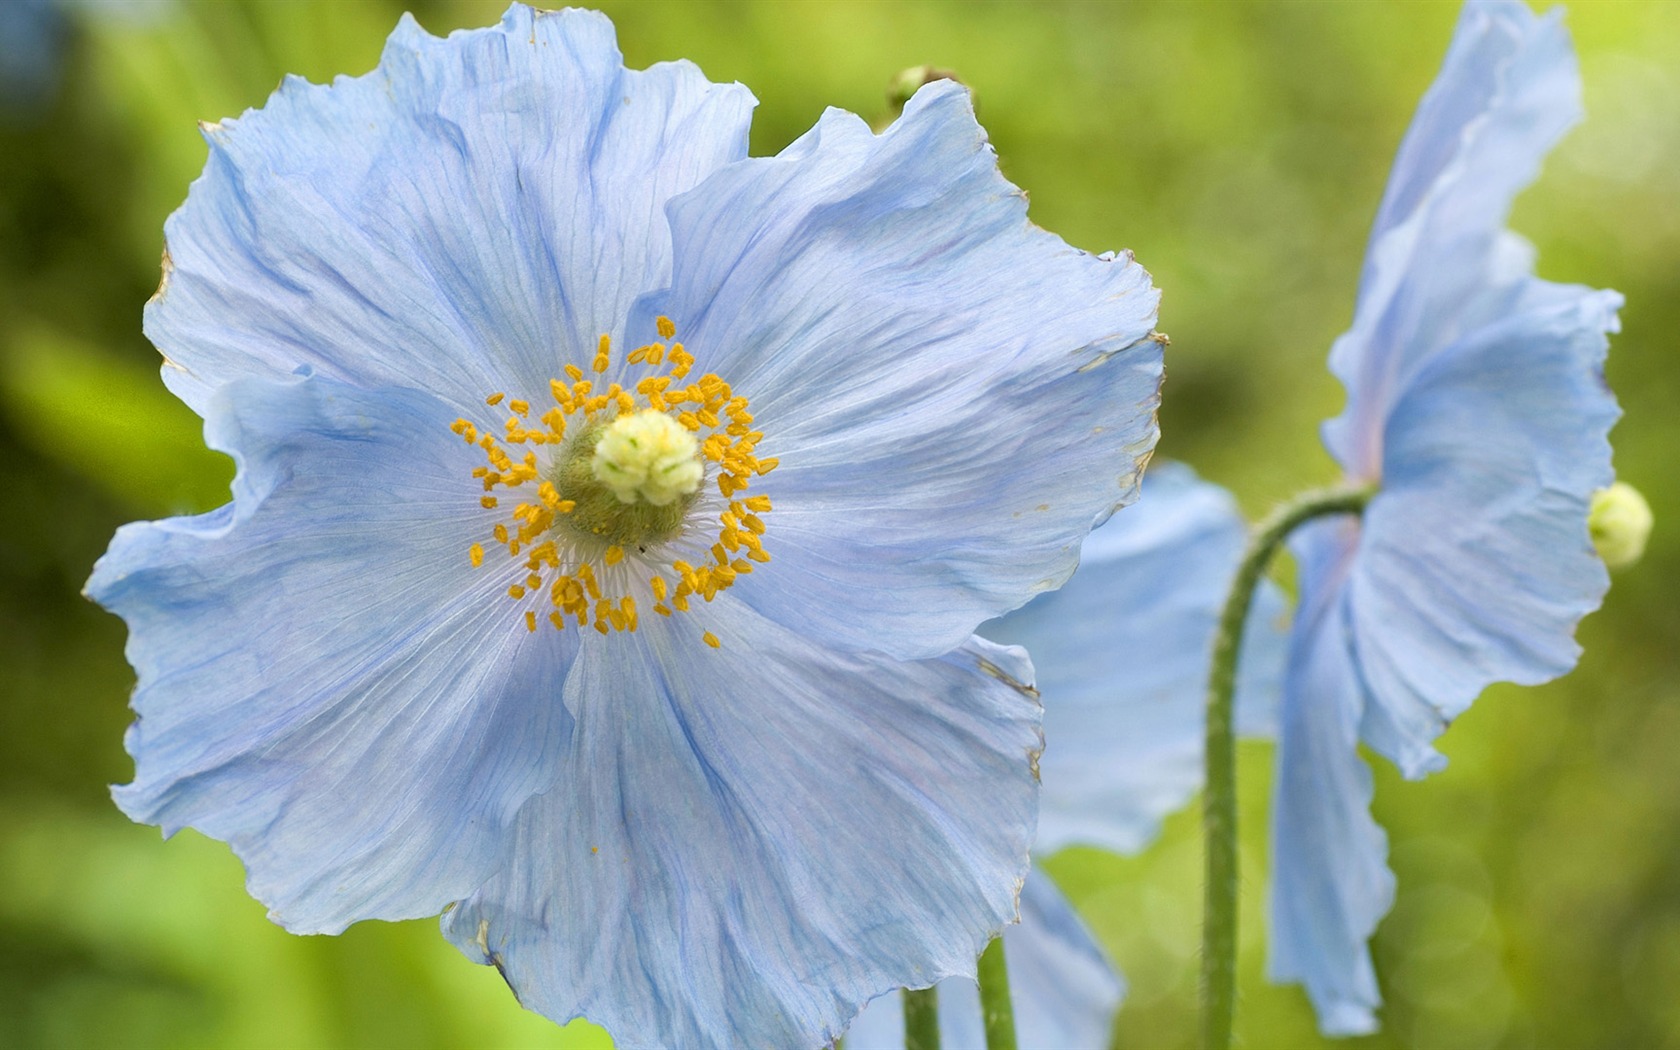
[463,314,775,638]
[703,631,720,649]
[481,496,499,509]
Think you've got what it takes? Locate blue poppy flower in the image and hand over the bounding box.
[843,465,1287,1048]
[1272,0,1620,1034]
[85,6,1163,1047]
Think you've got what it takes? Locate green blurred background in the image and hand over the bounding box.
[1,1,1674,1047]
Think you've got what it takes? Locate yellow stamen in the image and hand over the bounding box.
[460,314,774,636]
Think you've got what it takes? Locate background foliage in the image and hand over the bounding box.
[1,2,1674,1047]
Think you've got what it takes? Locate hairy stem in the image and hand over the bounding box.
[1202,484,1371,1050]
[977,936,1017,1050]
[904,986,940,1050]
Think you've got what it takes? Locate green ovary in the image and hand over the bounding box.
[551,414,702,550]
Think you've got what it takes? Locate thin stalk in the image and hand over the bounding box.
[1201,483,1371,1050]
[904,986,940,1050]
[977,937,1017,1050]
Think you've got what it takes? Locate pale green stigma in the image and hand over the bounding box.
[1590,481,1653,570]
[592,410,704,507]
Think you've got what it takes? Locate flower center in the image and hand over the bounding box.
[450,316,779,641]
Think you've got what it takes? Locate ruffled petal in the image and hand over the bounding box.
[1268,520,1395,1037]
[984,463,1287,855]
[88,372,576,934]
[1324,1,1583,478]
[640,79,1162,661]
[843,869,1123,1050]
[1350,288,1619,777]
[146,4,754,416]
[440,604,1043,1050]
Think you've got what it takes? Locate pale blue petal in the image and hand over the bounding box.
[984,463,1287,855]
[1324,1,1582,478]
[88,373,576,934]
[146,4,754,416]
[845,869,1123,1050]
[441,604,1042,1050]
[1350,288,1619,777]
[1269,520,1394,1038]
[638,80,1163,661]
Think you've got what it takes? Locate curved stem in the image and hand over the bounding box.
[977,936,1017,1050]
[904,985,940,1050]
[1201,484,1371,1050]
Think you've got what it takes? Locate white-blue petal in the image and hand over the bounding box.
[1323,0,1583,478]
[88,372,576,934]
[844,869,1123,1050]
[1350,288,1619,777]
[984,463,1287,855]
[146,4,754,416]
[1269,520,1394,1038]
[639,80,1163,661]
[441,602,1043,1050]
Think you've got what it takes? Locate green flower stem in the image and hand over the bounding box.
[977,936,1017,1050]
[1202,483,1372,1050]
[904,985,940,1050]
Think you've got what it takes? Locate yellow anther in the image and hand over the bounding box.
[465,353,772,637]
[481,496,499,509]
[486,392,506,406]
[656,316,676,339]
[703,631,720,649]
[755,458,780,475]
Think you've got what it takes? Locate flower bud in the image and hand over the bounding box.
[1590,481,1653,570]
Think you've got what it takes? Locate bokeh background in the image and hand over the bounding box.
[1,1,1674,1047]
